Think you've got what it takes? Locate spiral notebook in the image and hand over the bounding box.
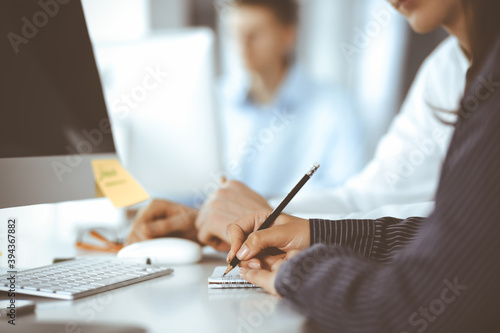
[208,266,260,289]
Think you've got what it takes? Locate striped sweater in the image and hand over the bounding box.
[275,37,500,333]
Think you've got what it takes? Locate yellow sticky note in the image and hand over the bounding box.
[91,159,150,208]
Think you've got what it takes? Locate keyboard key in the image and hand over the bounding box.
[23,286,40,291]
[54,290,78,296]
[39,288,56,293]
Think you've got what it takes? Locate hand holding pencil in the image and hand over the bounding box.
[224,212,310,296]
[226,212,310,266]
[223,164,319,277]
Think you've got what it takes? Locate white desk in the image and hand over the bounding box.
[0,200,320,333]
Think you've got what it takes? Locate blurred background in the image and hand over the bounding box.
[81,0,447,204]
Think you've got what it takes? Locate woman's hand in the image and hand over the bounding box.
[239,249,300,296]
[226,211,310,268]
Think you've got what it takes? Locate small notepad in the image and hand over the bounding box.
[208,266,260,289]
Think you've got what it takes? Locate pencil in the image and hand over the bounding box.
[223,163,320,277]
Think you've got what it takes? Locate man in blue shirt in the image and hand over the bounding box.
[219,0,363,197]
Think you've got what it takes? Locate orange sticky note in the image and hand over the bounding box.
[91,159,150,208]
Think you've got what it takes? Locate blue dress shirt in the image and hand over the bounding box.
[219,64,364,198]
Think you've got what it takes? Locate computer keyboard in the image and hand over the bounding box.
[0,258,173,300]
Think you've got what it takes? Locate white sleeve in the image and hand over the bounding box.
[275,37,467,217]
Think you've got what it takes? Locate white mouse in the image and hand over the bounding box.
[117,238,202,265]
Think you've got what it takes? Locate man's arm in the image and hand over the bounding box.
[126,199,199,245]
[127,180,271,249]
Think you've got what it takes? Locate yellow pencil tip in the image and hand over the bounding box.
[223,265,233,277]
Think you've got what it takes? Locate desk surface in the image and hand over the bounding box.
[2,257,316,333]
[0,200,319,333]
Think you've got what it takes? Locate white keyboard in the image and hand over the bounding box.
[0,258,173,300]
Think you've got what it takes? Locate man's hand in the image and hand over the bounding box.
[126,199,199,245]
[226,211,310,265]
[195,180,272,251]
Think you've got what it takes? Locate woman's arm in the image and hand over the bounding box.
[309,216,424,262]
[269,47,500,332]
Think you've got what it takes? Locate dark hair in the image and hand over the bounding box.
[220,0,299,26]
[432,0,500,123]
[462,0,500,88]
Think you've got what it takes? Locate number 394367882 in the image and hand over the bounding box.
[7,218,16,270]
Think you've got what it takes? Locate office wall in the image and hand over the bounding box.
[81,0,151,42]
[298,0,409,157]
[150,0,190,29]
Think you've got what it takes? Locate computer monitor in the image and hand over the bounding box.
[0,0,116,209]
[92,30,222,204]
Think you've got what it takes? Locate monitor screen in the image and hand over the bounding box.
[0,0,116,209]
[0,0,115,158]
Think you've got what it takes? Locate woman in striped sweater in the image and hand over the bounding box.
[227,0,500,332]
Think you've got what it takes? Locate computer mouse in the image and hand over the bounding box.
[117,238,202,265]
